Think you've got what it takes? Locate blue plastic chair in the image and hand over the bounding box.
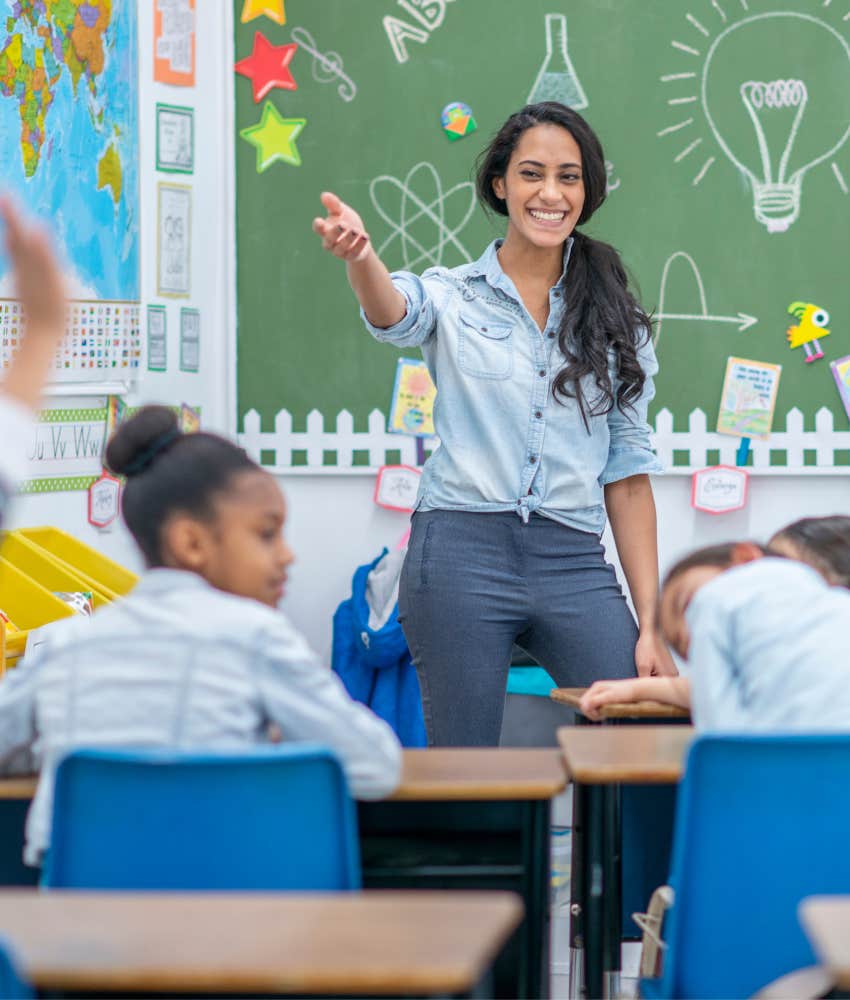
[44,745,361,890]
[0,938,33,999]
[641,734,850,999]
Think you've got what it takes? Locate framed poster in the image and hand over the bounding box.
[156,104,194,173]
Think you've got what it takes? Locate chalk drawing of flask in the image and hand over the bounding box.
[527,13,588,110]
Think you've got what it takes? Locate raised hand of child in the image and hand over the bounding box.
[312,191,372,264]
[0,196,67,409]
[1,197,66,333]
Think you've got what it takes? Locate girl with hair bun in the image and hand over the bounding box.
[0,406,401,867]
[314,101,672,746]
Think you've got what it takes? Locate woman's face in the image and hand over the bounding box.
[492,123,586,251]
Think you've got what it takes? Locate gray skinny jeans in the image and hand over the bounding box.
[398,509,639,746]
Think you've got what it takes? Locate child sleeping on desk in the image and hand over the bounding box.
[580,517,850,729]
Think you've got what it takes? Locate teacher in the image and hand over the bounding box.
[313,102,673,746]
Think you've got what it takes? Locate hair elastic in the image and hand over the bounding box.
[122,428,181,477]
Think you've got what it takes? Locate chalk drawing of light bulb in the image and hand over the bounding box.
[659,8,850,233]
[702,12,850,233]
[527,13,588,109]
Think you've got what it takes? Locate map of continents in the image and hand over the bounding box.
[0,0,138,303]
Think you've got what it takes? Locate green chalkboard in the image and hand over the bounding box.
[234,0,850,471]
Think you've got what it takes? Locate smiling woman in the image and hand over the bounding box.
[312,102,674,747]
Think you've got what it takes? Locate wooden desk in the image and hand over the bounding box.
[390,748,567,800]
[558,726,695,1000]
[559,726,694,785]
[800,896,850,990]
[0,889,523,997]
[0,753,566,998]
[551,687,690,721]
[360,749,567,1000]
[0,776,37,799]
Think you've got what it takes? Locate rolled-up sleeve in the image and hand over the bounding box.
[599,334,664,485]
[360,270,438,348]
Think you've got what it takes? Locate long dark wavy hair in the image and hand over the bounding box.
[476,102,652,425]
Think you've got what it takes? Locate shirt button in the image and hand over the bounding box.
[538,369,546,378]
[516,499,522,506]
[535,410,542,419]
[530,455,538,464]
[481,326,488,332]
[548,332,555,339]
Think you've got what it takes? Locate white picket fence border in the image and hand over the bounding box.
[239,406,850,476]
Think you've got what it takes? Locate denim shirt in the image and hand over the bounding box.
[362,239,663,535]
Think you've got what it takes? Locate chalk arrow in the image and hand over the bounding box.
[656,312,757,332]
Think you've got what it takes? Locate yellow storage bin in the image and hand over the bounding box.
[0,533,111,611]
[17,527,138,601]
[0,558,76,665]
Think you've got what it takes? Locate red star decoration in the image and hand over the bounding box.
[235,32,298,103]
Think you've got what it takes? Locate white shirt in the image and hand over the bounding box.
[0,394,34,525]
[686,558,850,732]
[0,569,402,865]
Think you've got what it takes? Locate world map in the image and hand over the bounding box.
[0,0,138,302]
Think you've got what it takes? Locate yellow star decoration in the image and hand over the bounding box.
[240,102,306,172]
[240,0,285,25]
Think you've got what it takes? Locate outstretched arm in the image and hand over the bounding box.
[312,191,406,329]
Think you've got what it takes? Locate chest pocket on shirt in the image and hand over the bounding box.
[457,314,513,380]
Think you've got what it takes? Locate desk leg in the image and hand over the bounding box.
[601,783,622,1000]
[521,799,551,1000]
[580,782,622,1000]
[582,784,605,1000]
[569,781,585,1000]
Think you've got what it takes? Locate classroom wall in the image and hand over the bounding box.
[8,5,848,664]
[7,5,235,575]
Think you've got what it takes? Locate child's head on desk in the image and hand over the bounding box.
[659,515,850,660]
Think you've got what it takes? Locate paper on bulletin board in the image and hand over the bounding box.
[157,183,191,298]
[716,357,782,441]
[180,307,200,372]
[147,305,167,372]
[156,104,194,173]
[154,0,196,85]
[21,408,109,494]
[830,355,850,423]
[388,358,436,437]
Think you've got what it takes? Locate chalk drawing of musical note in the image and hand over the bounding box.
[290,27,357,102]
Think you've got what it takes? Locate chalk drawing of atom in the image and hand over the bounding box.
[369,161,477,270]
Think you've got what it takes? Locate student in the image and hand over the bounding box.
[313,101,672,747]
[0,197,67,526]
[0,406,402,866]
[767,515,850,588]
[579,536,850,728]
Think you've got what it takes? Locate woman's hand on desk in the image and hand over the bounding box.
[635,629,679,678]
